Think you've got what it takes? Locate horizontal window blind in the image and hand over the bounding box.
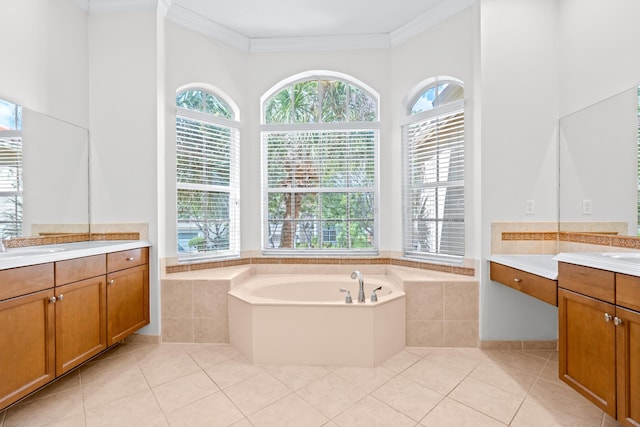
[0,133,22,237]
[176,114,239,258]
[263,129,376,251]
[403,106,464,260]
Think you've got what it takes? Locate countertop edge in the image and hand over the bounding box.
[488,255,558,280]
[0,240,151,270]
[553,252,640,277]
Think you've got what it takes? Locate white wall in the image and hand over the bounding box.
[559,0,640,117]
[0,0,89,127]
[88,9,160,334]
[480,0,560,340]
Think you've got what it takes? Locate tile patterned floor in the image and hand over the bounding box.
[0,343,623,427]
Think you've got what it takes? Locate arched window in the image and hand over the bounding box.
[261,72,379,253]
[402,79,465,262]
[176,87,240,259]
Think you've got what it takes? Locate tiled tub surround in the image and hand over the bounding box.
[161,264,479,351]
[228,274,405,366]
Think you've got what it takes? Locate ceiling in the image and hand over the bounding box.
[172,0,451,39]
[88,0,474,51]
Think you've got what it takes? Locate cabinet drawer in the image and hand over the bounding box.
[0,263,54,301]
[107,247,148,273]
[490,262,557,306]
[558,262,615,304]
[56,255,106,286]
[616,273,640,312]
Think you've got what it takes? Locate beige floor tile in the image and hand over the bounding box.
[402,358,468,395]
[380,350,422,373]
[331,366,395,392]
[372,375,443,422]
[333,395,416,427]
[263,364,330,390]
[470,360,536,397]
[405,347,432,357]
[204,357,266,389]
[82,364,149,409]
[80,353,139,384]
[230,419,254,427]
[296,373,367,418]
[43,413,87,427]
[423,347,486,374]
[511,378,605,427]
[420,397,506,427]
[538,359,564,385]
[85,389,161,427]
[224,372,291,416]
[136,345,202,387]
[182,343,241,369]
[164,391,244,427]
[4,388,84,427]
[18,371,81,405]
[449,377,524,424]
[248,393,328,427]
[151,370,219,412]
[137,415,170,427]
[480,350,547,375]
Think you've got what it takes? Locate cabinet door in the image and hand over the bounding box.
[0,289,55,409]
[107,264,149,346]
[55,276,107,376]
[558,288,616,417]
[616,306,640,426]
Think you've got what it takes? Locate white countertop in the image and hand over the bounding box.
[554,252,640,277]
[487,254,558,280]
[0,240,151,270]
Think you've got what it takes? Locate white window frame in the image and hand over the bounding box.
[175,88,240,261]
[401,79,465,264]
[260,72,380,256]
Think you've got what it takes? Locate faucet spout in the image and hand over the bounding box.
[350,270,365,303]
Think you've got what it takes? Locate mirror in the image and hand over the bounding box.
[559,86,639,237]
[0,98,89,238]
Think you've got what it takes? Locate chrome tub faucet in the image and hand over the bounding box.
[351,270,365,303]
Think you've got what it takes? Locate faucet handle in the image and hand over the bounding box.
[370,286,382,302]
[339,288,353,304]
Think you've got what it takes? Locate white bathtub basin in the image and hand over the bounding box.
[228,274,406,367]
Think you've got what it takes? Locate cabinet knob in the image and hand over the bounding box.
[108,279,115,286]
[604,313,613,322]
[48,296,57,304]
[513,278,522,283]
[614,317,623,326]
[126,257,134,261]
[57,294,64,301]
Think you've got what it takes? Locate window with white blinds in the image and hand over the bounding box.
[402,80,464,262]
[176,89,239,259]
[0,99,22,238]
[261,75,379,253]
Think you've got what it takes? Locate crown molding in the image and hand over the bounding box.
[166,4,250,51]
[390,0,475,47]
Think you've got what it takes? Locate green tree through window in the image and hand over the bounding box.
[262,76,378,251]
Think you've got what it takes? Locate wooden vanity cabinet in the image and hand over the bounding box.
[558,287,617,416]
[615,280,640,426]
[0,265,55,410]
[106,247,149,346]
[54,254,107,376]
[559,263,640,425]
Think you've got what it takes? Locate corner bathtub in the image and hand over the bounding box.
[228,274,406,367]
